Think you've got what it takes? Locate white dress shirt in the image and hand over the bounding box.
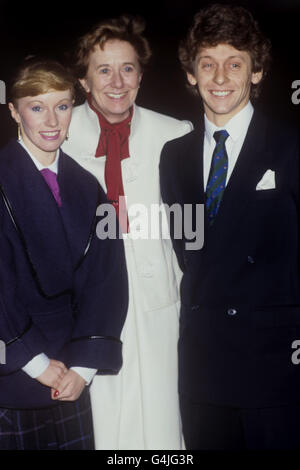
[19,140,96,385]
[203,101,254,189]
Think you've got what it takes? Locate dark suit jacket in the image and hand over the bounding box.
[160,110,300,408]
[0,139,128,409]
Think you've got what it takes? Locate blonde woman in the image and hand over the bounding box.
[0,58,127,450]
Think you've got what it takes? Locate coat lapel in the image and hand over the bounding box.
[0,140,73,297]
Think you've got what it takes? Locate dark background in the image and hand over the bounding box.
[0,0,299,146]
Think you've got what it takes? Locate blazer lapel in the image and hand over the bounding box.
[182,128,205,204]
[0,140,73,297]
[57,150,99,269]
[173,128,216,255]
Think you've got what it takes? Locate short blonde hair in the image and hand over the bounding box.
[10,57,76,105]
[73,14,152,78]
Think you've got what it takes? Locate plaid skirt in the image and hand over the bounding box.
[0,390,94,450]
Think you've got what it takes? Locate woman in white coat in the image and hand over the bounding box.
[62,14,192,450]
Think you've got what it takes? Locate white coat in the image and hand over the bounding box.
[62,102,192,449]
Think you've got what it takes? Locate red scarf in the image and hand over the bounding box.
[88,95,132,233]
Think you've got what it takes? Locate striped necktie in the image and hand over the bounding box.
[206,130,229,225]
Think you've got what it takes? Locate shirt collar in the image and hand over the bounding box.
[204,101,254,144]
[18,139,59,173]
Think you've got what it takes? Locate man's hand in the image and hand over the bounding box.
[36,359,68,389]
[51,369,86,401]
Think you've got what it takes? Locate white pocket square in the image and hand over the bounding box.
[256,169,276,190]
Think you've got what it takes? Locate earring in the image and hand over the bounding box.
[65,130,69,141]
[17,124,21,142]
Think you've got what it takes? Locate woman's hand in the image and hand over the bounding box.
[51,369,86,401]
[36,359,68,389]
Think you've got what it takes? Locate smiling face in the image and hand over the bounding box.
[187,43,262,126]
[9,89,73,165]
[80,39,142,123]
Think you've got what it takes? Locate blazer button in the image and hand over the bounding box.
[227,308,237,316]
[247,256,255,264]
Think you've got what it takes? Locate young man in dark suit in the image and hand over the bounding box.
[160,3,300,450]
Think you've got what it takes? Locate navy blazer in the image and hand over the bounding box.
[0,140,128,409]
[160,110,300,408]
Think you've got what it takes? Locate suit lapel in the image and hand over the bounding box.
[0,140,73,297]
[182,128,205,204]
[206,110,272,254]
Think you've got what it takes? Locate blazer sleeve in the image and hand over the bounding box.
[0,229,51,376]
[62,185,128,374]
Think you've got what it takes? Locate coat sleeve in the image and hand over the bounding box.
[62,185,129,374]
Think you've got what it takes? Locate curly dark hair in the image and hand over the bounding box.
[73,14,152,79]
[179,3,271,98]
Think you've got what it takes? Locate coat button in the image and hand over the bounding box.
[247,256,255,264]
[139,262,154,278]
[227,308,237,316]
